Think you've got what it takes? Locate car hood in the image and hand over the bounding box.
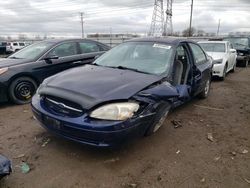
[206,52,226,60]
[0,58,31,68]
[39,65,163,109]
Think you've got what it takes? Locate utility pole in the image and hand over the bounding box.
[217,19,221,36]
[149,0,164,37]
[189,0,194,37]
[80,12,84,38]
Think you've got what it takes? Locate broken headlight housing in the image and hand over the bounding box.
[90,102,139,121]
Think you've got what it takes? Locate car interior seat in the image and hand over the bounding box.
[173,60,184,85]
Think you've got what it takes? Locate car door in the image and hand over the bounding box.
[35,42,80,80]
[188,43,211,95]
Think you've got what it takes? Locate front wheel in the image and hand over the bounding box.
[144,103,171,136]
[9,77,38,105]
[198,78,211,99]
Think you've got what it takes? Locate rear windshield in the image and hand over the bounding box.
[199,43,226,53]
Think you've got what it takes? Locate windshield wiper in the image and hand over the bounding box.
[9,57,22,59]
[110,66,150,74]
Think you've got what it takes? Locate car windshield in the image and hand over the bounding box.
[224,38,249,49]
[199,43,226,53]
[94,42,173,75]
[8,41,54,60]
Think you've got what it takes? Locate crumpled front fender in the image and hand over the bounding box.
[136,82,179,101]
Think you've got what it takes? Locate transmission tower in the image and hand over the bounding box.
[163,0,173,36]
[149,0,164,37]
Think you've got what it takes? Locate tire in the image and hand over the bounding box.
[9,77,38,105]
[198,77,211,99]
[144,103,171,136]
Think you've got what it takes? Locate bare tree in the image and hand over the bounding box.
[182,27,196,37]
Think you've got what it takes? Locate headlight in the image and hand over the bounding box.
[238,53,244,56]
[90,102,140,121]
[213,59,223,64]
[0,67,8,75]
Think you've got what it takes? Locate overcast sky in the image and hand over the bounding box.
[0,0,250,38]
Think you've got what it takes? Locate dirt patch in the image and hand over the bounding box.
[0,68,250,188]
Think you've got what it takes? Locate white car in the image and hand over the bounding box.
[198,41,237,80]
[6,42,26,53]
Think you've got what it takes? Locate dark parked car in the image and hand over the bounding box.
[0,39,110,104]
[32,38,213,147]
[0,42,7,55]
[224,36,250,67]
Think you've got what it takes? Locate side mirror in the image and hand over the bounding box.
[230,49,236,53]
[43,55,59,64]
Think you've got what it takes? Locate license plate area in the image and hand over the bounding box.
[43,115,62,130]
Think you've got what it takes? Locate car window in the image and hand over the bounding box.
[13,43,18,46]
[48,42,77,57]
[79,42,101,53]
[199,43,226,53]
[8,41,54,60]
[189,43,207,65]
[19,43,25,46]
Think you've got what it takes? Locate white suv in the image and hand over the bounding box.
[6,42,26,53]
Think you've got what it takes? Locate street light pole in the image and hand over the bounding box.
[217,19,221,36]
[189,0,194,37]
[80,12,84,38]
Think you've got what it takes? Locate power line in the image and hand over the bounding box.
[149,0,164,37]
[164,0,173,36]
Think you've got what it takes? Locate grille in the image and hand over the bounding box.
[43,95,84,117]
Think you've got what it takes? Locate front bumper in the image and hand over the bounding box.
[0,82,8,102]
[212,64,224,77]
[31,94,155,147]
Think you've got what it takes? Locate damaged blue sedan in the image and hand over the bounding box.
[32,38,213,147]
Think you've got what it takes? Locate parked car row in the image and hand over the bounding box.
[0,41,30,54]
[0,37,246,147]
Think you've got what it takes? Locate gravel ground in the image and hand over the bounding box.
[0,67,250,188]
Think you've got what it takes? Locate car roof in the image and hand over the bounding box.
[127,37,195,45]
[198,41,228,44]
[42,38,102,45]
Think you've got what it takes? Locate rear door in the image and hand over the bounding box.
[188,42,211,95]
